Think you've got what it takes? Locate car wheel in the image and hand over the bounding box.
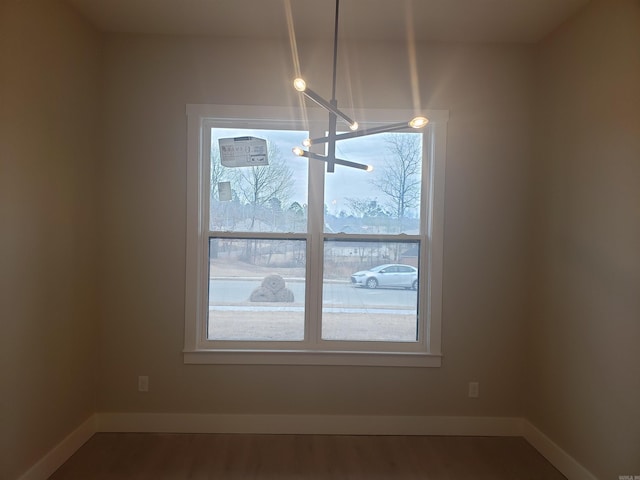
[366,277,378,289]
[412,279,418,290]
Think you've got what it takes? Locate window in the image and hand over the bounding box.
[185,105,448,366]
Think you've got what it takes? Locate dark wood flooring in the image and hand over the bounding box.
[49,433,566,479]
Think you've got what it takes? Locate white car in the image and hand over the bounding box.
[350,264,418,290]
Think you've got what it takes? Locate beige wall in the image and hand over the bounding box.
[97,35,533,416]
[9,1,639,478]
[0,1,101,478]
[529,0,640,478]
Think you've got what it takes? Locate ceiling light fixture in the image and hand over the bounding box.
[292,0,428,173]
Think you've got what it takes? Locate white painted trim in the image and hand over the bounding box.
[184,104,448,365]
[18,415,96,480]
[96,412,521,436]
[183,350,442,367]
[522,420,599,480]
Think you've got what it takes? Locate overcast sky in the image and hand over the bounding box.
[211,127,421,216]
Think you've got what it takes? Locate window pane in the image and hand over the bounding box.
[325,132,422,235]
[208,238,306,341]
[322,239,420,342]
[210,128,308,233]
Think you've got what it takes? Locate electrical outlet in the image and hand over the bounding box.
[468,381,479,398]
[138,375,149,392]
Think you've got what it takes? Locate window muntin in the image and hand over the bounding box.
[185,105,447,366]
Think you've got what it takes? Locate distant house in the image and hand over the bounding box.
[399,245,420,267]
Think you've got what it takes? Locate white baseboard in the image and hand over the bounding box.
[18,414,598,480]
[18,415,96,480]
[96,412,523,437]
[522,420,599,480]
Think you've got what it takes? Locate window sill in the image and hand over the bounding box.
[183,349,442,367]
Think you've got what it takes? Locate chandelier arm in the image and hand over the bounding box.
[294,149,372,172]
[301,87,356,127]
[306,122,414,145]
[327,108,337,172]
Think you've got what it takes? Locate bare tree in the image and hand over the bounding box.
[208,147,231,231]
[345,197,387,218]
[370,133,422,231]
[287,201,306,232]
[210,146,226,200]
[231,142,294,230]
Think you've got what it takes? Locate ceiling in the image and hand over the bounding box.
[65,0,589,44]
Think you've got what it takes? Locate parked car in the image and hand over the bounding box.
[350,264,418,290]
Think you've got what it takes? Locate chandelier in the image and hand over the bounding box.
[292,0,428,173]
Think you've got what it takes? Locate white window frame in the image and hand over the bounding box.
[184,104,448,367]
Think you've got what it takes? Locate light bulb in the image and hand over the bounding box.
[349,121,359,131]
[293,78,307,92]
[365,165,374,172]
[302,138,312,147]
[292,146,304,156]
[409,116,429,129]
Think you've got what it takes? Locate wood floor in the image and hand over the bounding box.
[49,433,566,479]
